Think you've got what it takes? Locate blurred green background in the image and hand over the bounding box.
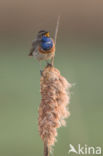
[0,0,103,156]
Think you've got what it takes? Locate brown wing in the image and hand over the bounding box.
[28,39,40,56]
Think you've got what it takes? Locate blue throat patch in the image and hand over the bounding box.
[41,36,53,51]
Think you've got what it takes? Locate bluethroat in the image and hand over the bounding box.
[29,16,60,73]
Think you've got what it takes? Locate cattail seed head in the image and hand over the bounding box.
[38,65,71,151]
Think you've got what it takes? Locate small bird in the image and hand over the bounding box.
[29,16,60,73]
[29,30,55,70]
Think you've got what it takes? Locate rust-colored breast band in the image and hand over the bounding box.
[38,44,55,54]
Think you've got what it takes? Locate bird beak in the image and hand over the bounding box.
[45,32,50,37]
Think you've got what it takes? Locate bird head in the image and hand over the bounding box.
[37,30,50,39]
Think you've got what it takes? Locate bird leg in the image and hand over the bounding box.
[46,60,52,67]
[46,57,54,67]
[51,57,54,66]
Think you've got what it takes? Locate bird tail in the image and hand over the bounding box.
[28,47,34,56]
[28,52,33,56]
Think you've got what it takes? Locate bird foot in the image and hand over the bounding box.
[47,63,53,67]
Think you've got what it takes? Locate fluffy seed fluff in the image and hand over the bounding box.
[38,65,71,154]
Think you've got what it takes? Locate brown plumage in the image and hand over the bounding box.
[29,31,55,63]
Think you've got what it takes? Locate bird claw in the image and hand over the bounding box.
[47,63,53,67]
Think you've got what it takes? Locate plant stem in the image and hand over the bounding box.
[44,143,49,156]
